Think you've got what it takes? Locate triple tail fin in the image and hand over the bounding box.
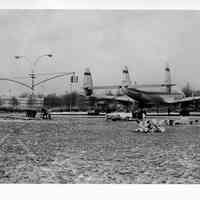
[83,68,93,96]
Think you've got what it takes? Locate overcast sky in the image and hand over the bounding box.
[0,10,200,95]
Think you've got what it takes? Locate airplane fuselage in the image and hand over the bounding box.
[123,86,185,105]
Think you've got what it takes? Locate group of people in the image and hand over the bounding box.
[40,108,51,119]
[135,119,165,133]
[133,109,165,133]
[25,107,51,120]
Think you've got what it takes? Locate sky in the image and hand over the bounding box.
[0,10,200,96]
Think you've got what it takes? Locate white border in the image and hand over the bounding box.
[1,185,200,200]
[0,0,199,9]
[0,1,200,200]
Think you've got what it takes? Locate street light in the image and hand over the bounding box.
[14,56,21,59]
[15,54,53,95]
[47,54,53,58]
[15,54,53,67]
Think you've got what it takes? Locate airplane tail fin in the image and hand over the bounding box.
[164,64,174,93]
[164,64,172,85]
[83,68,93,96]
[121,66,132,87]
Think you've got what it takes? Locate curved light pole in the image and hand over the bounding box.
[15,54,53,95]
[0,55,76,115]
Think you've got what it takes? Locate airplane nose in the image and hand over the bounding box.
[122,86,134,95]
[126,87,138,95]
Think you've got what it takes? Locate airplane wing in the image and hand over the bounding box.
[112,96,134,103]
[165,96,200,104]
[89,94,134,104]
[93,85,120,90]
[93,84,176,90]
[134,84,176,88]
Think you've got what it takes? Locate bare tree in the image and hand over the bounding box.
[9,97,19,107]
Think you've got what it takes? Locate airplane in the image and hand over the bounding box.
[83,67,134,107]
[83,64,200,115]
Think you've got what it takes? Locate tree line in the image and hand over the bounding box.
[43,92,88,111]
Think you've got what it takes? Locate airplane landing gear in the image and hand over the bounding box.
[179,109,190,116]
[180,103,190,116]
[167,107,171,115]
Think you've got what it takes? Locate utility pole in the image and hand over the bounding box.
[69,72,78,112]
[70,83,72,112]
[29,69,36,96]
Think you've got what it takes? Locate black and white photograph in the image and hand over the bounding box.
[0,7,200,188]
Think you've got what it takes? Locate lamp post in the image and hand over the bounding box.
[15,54,53,96]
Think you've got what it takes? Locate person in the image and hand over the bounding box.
[136,109,146,120]
[142,109,147,120]
[146,120,154,132]
[135,120,148,132]
[131,109,136,118]
[151,119,165,132]
[41,107,51,119]
[26,110,37,118]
